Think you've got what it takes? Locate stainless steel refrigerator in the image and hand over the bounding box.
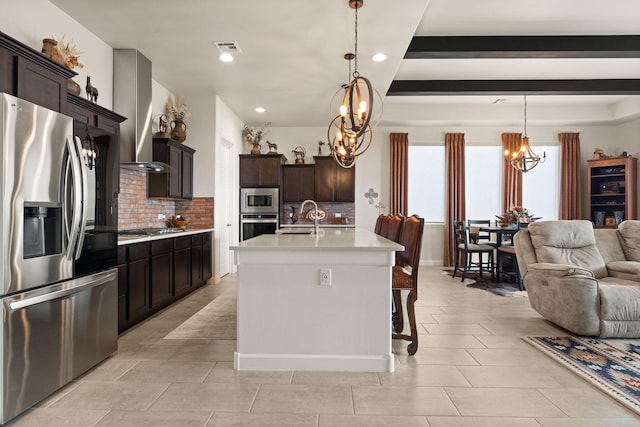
[0,93,118,424]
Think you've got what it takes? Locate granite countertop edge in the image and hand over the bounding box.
[117,228,215,245]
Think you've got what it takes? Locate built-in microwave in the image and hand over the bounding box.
[240,187,279,214]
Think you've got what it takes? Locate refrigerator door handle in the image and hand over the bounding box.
[72,135,89,260]
[7,270,117,310]
[64,136,83,260]
[63,154,73,245]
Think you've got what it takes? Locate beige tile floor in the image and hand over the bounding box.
[7,266,640,426]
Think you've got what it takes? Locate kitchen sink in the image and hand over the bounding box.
[275,228,313,235]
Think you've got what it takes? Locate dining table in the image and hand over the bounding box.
[479,224,520,248]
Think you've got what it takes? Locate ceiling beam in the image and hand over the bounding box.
[387,79,640,96]
[405,35,640,59]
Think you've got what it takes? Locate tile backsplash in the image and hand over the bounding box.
[281,202,354,226]
[118,168,214,230]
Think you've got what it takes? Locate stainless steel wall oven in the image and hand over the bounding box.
[240,213,279,241]
[240,188,279,241]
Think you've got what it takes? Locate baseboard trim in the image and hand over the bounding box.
[234,352,394,372]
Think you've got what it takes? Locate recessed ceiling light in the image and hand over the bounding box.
[372,53,386,62]
[255,107,265,113]
[219,53,234,63]
[214,41,242,63]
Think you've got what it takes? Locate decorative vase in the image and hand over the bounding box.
[66,78,81,96]
[170,120,187,143]
[41,38,65,65]
[250,142,261,155]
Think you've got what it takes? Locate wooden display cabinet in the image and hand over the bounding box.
[587,156,637,227]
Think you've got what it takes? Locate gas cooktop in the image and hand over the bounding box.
[118,227,185,237]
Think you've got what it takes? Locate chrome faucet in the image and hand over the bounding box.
[300,199,319,235]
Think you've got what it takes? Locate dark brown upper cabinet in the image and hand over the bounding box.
[313,156,355,202]
[0,31,76,113]
[148,138,195,199]
[282,164,315,202]
[239,154,286,187]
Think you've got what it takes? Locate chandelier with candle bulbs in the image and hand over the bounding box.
[327,0,380,169]
[505,95,546,173]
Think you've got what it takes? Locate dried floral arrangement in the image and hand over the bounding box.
[165,95,191,122]
[496,206,536,225]
[242,121,271,144]
[165,215,189,229]
[54,35,84,69]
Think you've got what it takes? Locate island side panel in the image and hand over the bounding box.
[234,248,395,372]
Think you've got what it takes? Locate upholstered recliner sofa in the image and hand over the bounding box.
[514,220,640,337]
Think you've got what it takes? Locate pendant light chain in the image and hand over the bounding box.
[523,94,528,137]
[353,4,359,78]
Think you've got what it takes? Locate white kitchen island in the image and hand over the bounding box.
[231,228,402,372]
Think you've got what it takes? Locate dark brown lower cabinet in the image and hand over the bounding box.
[118,232,213,333]
[117,247,129,333]
[191,234,204,287]
[151,239,174,309]
[127,243,151,325]
[174,236,192,297]
[203,233,212,280]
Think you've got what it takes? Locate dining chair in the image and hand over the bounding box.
[374,214,384,234]
[452,220,495,282]
[378,215,393,238]
[496,222,527,289]
[391,214,424,356]
[467,219,497,248]
[374,214,407,333]
[383,214,405,333]
[385,214,404,244]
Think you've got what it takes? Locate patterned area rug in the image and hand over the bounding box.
[464,272,527,297]
[525,336,640,415]
[164,295,236,340]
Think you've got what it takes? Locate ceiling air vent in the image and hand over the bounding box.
[214,41,242,54]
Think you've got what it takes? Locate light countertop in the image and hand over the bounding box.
[279,223,355,228]
[231,228,402,252]
[118,228,214,245]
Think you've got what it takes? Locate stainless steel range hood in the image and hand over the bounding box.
[114,49,168,172]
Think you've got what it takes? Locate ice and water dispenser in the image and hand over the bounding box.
[23,203,62,258]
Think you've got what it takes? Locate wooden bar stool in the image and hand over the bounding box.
[391,214,424,356]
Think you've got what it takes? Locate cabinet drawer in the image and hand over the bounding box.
[174,236,191,250]
[128,243,150,261]
[152,239,173,255]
